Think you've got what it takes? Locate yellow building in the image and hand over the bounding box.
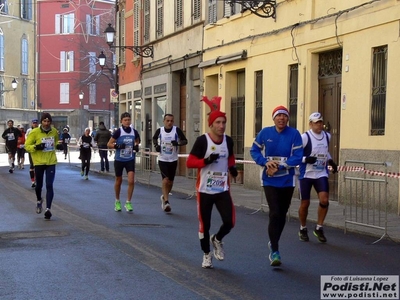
[200,0,400,214]
[0,0,37,134]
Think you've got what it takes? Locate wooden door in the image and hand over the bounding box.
[319,77,341,201]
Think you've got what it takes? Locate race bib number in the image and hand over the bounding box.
[121,146,133,158]
[7,133,15,141]
[267,156,288,176]
[41,137,55,152]
[163,143,173,155]
[206,171,228,193]
[313,154,327,170]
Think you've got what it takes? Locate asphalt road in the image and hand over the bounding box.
[0,161,399,300]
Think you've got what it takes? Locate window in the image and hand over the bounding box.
[22,80,27,108]
[0,78,4,106]
[224,0,240,17]
[175,0,183,29]
[370,45,387,136]
[144,0,150,42]
[89,52,96,74]
[231,71,245,160]
[60,51,74,72]
[208,0,217,24]
[192,0,201,22]
[289,64,298,129]
[0,34,4,71]
[255,71,263,136]
[60,83,69,104]
[55,13,74,34]
[21,0,32,20]
[0,0,8,14]
[89,83,96,105]
[118,10,125,64]
[86,15,100,35]
[21,37,28,75]
[156,0,163,38]
[133,0,140,58]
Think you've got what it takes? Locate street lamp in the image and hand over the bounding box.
[0,78,18,95]
[79,90,84,100]
[104,23,154,58]
[228,0,276,19]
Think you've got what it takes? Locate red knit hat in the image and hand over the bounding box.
[272,105,289,120]
[201,96,227,126]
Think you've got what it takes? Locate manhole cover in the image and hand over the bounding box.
[0,230,69,240]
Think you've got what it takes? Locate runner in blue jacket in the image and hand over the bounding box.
[250,105,303,267]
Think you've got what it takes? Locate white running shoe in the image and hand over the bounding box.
[210,234,224,261]
[202,253,213,269]
[160,195,171,212]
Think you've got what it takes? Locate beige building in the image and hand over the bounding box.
[200,0,400,214]
[117,1,204,177]
[0,0,37,137]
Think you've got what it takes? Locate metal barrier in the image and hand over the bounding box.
[343,160,389,243]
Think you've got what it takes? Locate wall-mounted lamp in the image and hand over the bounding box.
[104,23,154,58]
[79,91,84,100]
[0,78,18,95]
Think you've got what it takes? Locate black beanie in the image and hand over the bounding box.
[40,112,52,122]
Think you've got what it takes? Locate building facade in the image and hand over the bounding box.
[0,0,37,145]
[37,0,115,139]
[116,0,203,176]
[200,0,400,214]
[114,0,400,214]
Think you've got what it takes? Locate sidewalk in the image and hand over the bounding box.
[82,150,400,243]
[2,150,400,243]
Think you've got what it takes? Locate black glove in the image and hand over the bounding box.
[80,145,84,149]
[133,145,139,152]
[229,166,238,178]
[328,159,338,173]
[35,143,46,151]
[305,156,317,164]
[56,144,64,150]
[204,153,219,165]
[171,140,179,146]
[155,145,161,152]
[114,143,126,149]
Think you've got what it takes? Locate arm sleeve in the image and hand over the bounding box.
[250,129,268,167]
[284,131,304,168]
[152,128,161,147]
[186,136,207,168]
[24,130,36,153]
[134,129,141,144]
[176,127,188,146]
[226,136,236,168]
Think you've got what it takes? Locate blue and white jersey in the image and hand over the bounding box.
[250,125,303,188]
[114,126,137,162]
[299,130,332,180]
[158,126,178,162]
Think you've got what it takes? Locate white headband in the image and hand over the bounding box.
[272,109,289,120]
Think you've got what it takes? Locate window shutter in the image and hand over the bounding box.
[55,14,60,34]
[69,51,74,71]
[95,15,100,35]
[144,0,150,42]
[60,51,65,72]
[86,14,91,35]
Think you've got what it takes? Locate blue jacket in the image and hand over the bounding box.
[250,125,303,187]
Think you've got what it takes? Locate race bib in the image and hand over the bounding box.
[120,146,133,158]
[206,171,228,193]
[41,137,55,152]
[313,154,327,170]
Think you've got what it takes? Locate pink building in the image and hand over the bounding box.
[37,0,115,138]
